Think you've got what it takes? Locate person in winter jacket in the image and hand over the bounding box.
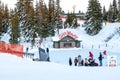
[81,59,84,66]
[69,57,72,66]
[89,51,93,59]
[84,58,88,66]
[74,57,78,66]
[98,52,104,66]
[78,55,82,66]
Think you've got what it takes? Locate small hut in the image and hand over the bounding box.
[52,30,82,48]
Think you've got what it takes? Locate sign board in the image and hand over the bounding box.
[59,31,78,39]
[107,55,117,67]
[39,47,49,61]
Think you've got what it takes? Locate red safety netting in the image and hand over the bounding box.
[0,42,23,57]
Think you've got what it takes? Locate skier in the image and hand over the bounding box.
[98,52,104,66]
[69,57,72,66]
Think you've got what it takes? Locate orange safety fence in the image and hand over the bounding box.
[0,42,24,58]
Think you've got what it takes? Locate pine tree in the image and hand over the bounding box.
[112,0,118,21]
[55,0,62,33]
[84,0,103,36]
[35,0,49,39]
[9,9,20,44]
[108,4,114,22]
[103,6,107,21]
[65,12,77,28]
[22,0,35,42]
[0,4,3,35]
[16,0,35,42]
[48,0,55,36]
[117,12,120,20]
[0,3,9,35]
[2,5,9,33]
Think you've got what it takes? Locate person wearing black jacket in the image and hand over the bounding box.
[98,52,104,66]
[69,57,72,66]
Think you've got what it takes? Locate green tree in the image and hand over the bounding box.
[103,6,107,21]
[9,9,20,44]
[0,4,3,34]
[108,4,114,22]
[2,5,9,33]
[65,12,77,28]
[35,0,49,39]
[0,3,9,35]
[16,0,35,42]
[117,12,120,21]
[112,0,118,21]
[84,0,103,36]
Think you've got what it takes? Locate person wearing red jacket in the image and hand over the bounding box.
[89,51,93,59]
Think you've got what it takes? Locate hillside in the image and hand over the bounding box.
[51,22,120,52]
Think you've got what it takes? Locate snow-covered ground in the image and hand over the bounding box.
[0,22,120,80]
[0,49,120,80]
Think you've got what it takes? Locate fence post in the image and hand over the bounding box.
[98,44,100,49]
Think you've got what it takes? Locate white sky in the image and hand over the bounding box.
[1,0,114,13]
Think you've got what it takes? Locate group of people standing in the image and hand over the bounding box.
[69,50,106,66]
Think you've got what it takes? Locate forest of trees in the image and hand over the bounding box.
[0,0,120,44]
[0,0,62,44]
[84,0,120,36]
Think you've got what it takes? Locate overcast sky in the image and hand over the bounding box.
[1,0,114,13]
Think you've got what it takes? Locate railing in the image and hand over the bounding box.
[80,43,120,52]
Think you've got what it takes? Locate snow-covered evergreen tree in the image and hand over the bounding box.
[112,0,118,21]
[16,0,35,42]
[2,5,9,33]
[0,3,9,35]
[65,12,78,28]
[35,0,49,39]
[9,9,20,44]
[84,0,103,36]
[0,4,3,35]
[103,6,107,21]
